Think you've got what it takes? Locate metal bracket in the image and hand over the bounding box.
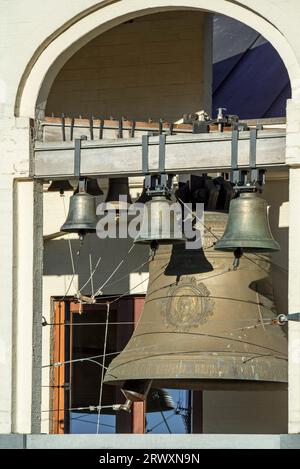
[193,120,209,134]
[231,125,265,192]
[142,134,149,174]
[249,125,263,183]
[74,135,87,178]
[230,129,240,185]
[142,133,172,196]
[159,134,166,173]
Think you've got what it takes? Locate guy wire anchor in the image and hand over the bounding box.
[276,312,300,325]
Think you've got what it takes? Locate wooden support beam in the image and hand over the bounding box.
[131,297,146,435]
[34,130,286,179]
[51,301,66,434]
[39,116,287,143]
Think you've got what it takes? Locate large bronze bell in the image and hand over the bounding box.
[61,180,98,236]
[134,195,185,245]
[214,191,280,252]
[104,211,287,391]
[105,177,132,212]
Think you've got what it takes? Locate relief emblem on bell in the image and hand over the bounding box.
[163,277,214,331]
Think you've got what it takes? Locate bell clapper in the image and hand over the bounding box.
[78,230,85,250]
[233,247,243,270]
[117,399,133,413]
[150,240,158,259]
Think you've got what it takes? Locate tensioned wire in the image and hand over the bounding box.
[96,302,110,433]
[45,195,287,428]
[42,320,287,371]
[42,252,285,370]
[58,195,286,313]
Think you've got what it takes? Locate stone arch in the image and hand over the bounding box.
[15,0,300,118]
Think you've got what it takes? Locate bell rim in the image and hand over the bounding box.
[104,359,288,389]
[134,237,186,245]
[104,377,288,391]
[214,240,280,252]
[61,225,97,233]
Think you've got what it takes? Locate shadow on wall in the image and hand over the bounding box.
[263,178,289,316]
[203,390,288,434]
[43,234,149,296]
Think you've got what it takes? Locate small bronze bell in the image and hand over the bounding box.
[48,179,74,194]
[74,178,103,196]
[214,191,280,252]
[105,177,132,212]
[134,195,185,245]
[135,180,151,204]
[60,179,98,237]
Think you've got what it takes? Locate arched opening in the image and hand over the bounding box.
[45,10,212,122]
[43,11,291,122]
[15,1,300,118]
[29,1,292,436]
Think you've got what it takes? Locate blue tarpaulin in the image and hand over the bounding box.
[212,15,291,119]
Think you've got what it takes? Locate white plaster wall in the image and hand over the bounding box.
[0,176,14,433]
[203,390,288,434]
[12,181,34,433]
[0,0,99,118]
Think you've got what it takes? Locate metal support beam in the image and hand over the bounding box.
[34,130,286,179]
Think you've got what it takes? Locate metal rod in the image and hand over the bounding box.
[118,118,123,139]
[159,134,166,173]
[231,129,239,184]
[250,128,259,182]
[89,117,94,140]
[61,114,66,142]
[159,119,163,135]
[74,136,87,178]
[131,121,136,138]
[70,117,75,141]
[74,139,81,178]
[142,135,149,174]
[99,119,104,140]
